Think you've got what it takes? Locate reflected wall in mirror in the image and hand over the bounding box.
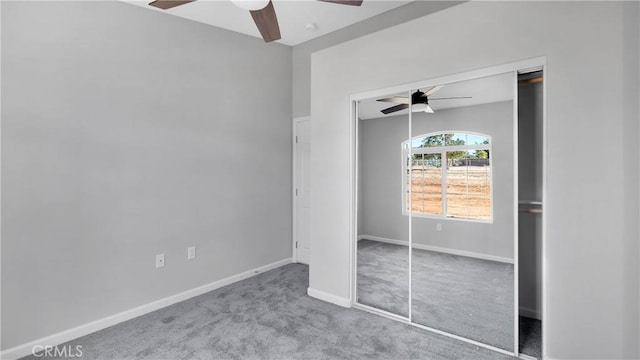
[409,73,515,351]
[356,92,410,317]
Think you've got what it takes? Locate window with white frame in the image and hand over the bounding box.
[402,131,492,221]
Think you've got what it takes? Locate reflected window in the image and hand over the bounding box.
[402,131,492,221]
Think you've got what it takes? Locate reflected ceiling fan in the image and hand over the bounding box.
[148,0,364,43]
[377,85,471,115]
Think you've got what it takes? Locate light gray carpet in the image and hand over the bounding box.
[357,240,514,351]
[356,239,409,316]
[22,263,515,360]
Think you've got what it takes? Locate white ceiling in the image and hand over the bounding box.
[124,0,413,46]
[358,72,515,120]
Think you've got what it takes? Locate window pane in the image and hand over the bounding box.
[467,133,490,145]
[405,154,411,211]
[467,157,491,196]
[445,133,467,146]
[445,152,468,219]
[467,154,491,220]
[414,134,443,148]
[410,153,442,215]
[446,151,491,220]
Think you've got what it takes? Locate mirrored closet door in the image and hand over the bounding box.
[355,92,410,318]
[354,71,519,354]
[409,73,516,352]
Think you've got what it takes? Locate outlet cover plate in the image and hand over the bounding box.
[156,253,165,268]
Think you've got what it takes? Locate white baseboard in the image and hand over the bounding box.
[358,235,407,246]
[0,258,293,360]
[358,235,514,264]
[307,288,351,308]
[519,305,542,321]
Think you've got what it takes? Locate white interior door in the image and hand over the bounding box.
[295,118,311,264]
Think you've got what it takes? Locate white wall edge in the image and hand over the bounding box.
[307,287,351,308]
[0,258,293,360]
[519,305,542,321]
[358,234,514,264]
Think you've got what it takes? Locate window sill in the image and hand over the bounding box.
[401,211,493,224]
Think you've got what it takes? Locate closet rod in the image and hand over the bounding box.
[518,200,542,214]
[519,208,542,214]
[519,200,542,206]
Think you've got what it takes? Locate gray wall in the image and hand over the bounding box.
[359,101,514,260]
[292,1,463,118]
[1,1,292,350]
[308,1,639,358]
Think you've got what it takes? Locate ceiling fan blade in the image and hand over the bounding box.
[377,96,409,104]
[148,0,195,10]
[429,97,473,100]
[317,0,364,6]
[250,0,281,42]
[424,85,444,96]
[381,104,409,115]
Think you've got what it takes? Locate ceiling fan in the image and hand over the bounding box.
[148,0,364,43]
[377,85,471,115]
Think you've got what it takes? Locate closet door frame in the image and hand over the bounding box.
[349,57,547,358]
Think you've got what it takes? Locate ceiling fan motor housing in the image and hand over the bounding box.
[412,90,429,104]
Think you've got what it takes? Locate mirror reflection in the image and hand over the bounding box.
[410,73,515,351]
[355,72,516,352]
[356,92,410,317]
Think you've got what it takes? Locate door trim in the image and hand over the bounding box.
[293,116,311,264]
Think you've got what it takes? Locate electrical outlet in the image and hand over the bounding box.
[436,223,442,231]
[156,253,165,268]
[187,246,196,260]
